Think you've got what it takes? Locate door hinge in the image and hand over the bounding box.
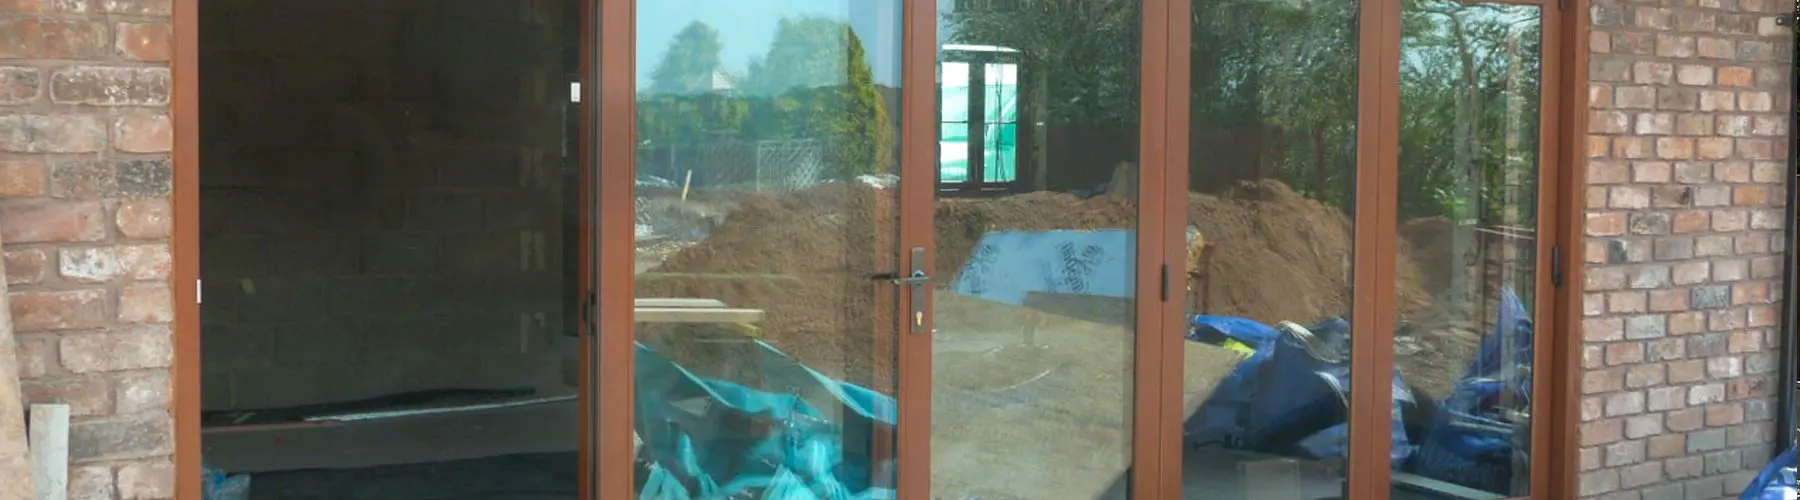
[196,279,202,304]
[1159,264,1169,302]
[1550,245,1564,287]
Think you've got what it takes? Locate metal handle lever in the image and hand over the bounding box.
[873,247,931,334]
[879,270,931,286]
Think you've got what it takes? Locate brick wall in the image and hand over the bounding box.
[196,0,578,411]
[0,0,178,497]
[1580,0,1792,497]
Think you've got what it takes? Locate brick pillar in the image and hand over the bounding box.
[1581,1,1792,498]
[0,0,178,498]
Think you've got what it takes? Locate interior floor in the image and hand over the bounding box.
[247,453,579,500]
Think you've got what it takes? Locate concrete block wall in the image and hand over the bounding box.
[195,0,576,411]
[0,0,179,496]
[1580,0,1792,497]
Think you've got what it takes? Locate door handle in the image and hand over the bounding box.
[872,247,930,334]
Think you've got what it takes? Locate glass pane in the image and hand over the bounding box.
[1394,3,1542,497]
[631,2,903,498]
[935,0,1140,498]
[943,123,972,183]
[1181,0,1361,496]
[984,123,1017,183]
[197,0,584,497]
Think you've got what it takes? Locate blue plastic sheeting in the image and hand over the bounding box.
[1183,316,1416,466]
[1409,286,1535,494]
[948,229,1134,306]
[1739,446,1796,500]
[634,341,896,500]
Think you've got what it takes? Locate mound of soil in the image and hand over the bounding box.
[637,179,1457,393]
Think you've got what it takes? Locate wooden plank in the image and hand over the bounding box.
[633,308,765,324]
[30,404,69,500]
[632,298,727,309]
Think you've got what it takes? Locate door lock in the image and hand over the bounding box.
[872,247,931,334]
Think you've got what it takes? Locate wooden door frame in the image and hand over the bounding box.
[163,0,1587,497]
[167,0,618,498]
[1152,0,1590,498]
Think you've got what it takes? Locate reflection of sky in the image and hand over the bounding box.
[636,0,903,88]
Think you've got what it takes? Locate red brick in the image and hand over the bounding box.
[1584,367,1625,394]
[1669,359,1707,382]
[1727,377,1769,399]
[0,18,108,59]
[115,244,169,281]
[1669,312,1708,336]
[114,371,168,413]
[99,0,171,15]
[1582,418,1624,446]
[118,458,174,500]
[1671,210,1709,233]
[21,376,112,416]
[1586,213,1627,236]
[1716,66,1754,85]
[1731,282,1768,304]
[10,289,107,332]
[49,67,169,106]
[1615,136,1654,158]
[1738,91,1772,111]
[59,325,172,373]
[0,0,85,12]
[13,333,52,379]
[0,160,46,196]
[1695,137,1732,159]
[1609,291,1646,313]
[118,285,170,324]
[1606,342,1646,365]
[1648,434,1686,458]
[1706,402,1745,426]
[113,113,170,153]
[3,248,44,285]
[0,201,104,243]
[115,22,169,61]
[68,465,113,500]
[115,199,169,239]
[0,114,105,153]
[1667,407,1705,431]
[1655,137,1694,159]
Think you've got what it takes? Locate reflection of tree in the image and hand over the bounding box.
[939,0,1542,222]
[1399,0,1542,223]
[639,17,895,180]
[943,0,1139,127]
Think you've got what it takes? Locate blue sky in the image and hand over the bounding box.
[635,0,914,88]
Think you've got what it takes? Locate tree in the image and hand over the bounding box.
[827,28,896,177]
[649,21,725,95]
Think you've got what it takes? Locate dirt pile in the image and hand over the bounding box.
[637,179,1459,390]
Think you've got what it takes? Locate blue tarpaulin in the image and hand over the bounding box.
[1739,446,1796,500]
[634,341,896,500]
[1183,315,1416,466]
[1409,287,1535,494]
[949,229,1134,306]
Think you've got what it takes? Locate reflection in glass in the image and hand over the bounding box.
[1394,3,1541,497]
[1179,0,1365,497]
[630,2,903,497]
[931,0,1140,498]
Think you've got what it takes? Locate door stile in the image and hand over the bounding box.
[1134,0,1174,496]
[594,0,638,497]
[1158,0,1194,496]
[577,0,596,497]
[896,0,938,497]
[1347,0,1402,495]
